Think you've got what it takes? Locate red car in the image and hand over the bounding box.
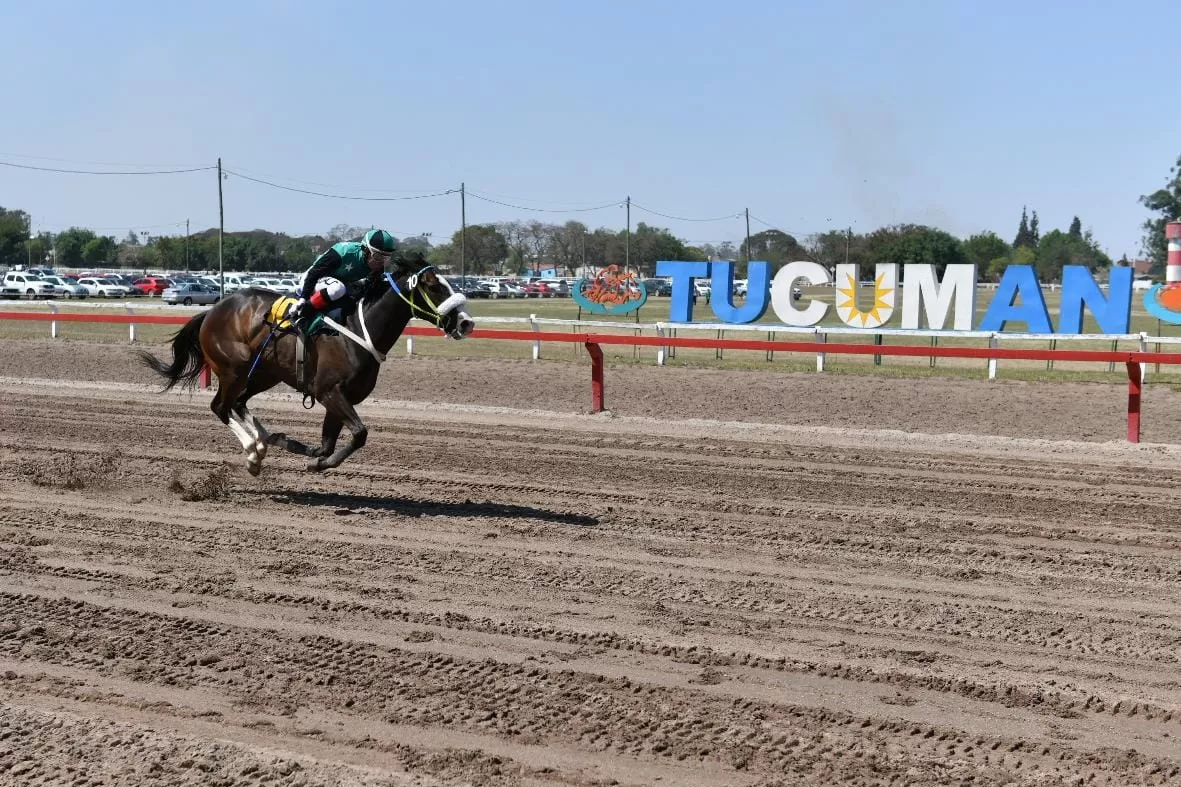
[132,276,174,296]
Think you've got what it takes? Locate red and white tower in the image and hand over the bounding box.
[1167,221,1181,283]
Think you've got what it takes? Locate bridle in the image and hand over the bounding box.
[383,266,466,331]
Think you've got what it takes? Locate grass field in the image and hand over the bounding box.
[4,285,1181,384]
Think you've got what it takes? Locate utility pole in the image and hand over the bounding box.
[845,226,851,265]
[185,219,190,272]
[217,158,224,296]
[460,182,466,282]
[744,208,752,271]
[625,196,631,274]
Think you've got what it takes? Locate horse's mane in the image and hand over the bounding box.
[359,270,391,306]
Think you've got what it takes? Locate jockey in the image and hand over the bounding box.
[292,228,398,332]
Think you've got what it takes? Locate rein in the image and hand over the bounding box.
[319,266,452,363]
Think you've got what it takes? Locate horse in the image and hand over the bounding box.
[137,259,474,476]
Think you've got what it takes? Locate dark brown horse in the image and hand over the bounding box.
[138,261,474,475]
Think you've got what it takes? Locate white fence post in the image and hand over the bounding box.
[655,323,666,366]
[406,335,414,356]
[815,330,826,372]
[530,313,541,360]
[1139,332,1149,385]
[49,302,58,339]
[987,334,998,380]
[126,303,136,343]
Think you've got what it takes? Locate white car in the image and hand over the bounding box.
[2,271,58,299]
[76,277,131,298]
[39,275,89,299]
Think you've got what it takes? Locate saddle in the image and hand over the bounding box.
[267,296,344,337]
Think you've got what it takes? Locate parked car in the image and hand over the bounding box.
[162,282,221,306]
[2,271,58,299]
[76,277,132,298]
[132,276,175,296]
[643,279,672,297]
[39,275,89,299]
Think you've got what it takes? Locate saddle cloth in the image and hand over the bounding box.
[268,296,300,329]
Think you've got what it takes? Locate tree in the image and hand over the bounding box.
[867,224,965,276]
[327,224,370,243]
[1029,210,1040,245]
[456,224,509,275]
[1068,216,1082,238]
[1139,155,1181,274]
[124,230,140,246]
[962,231,1010,272]
[1035,228,1112,281]
[1013,206,1037,249]
[738,229,809,275]
[81,236,117,265]
[0,207,31,269]
[805,230,870,275]
[54,228,99,268]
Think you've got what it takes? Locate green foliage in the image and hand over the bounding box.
[1139,155,1181,273]
[55,228,108,267]
[1013,206,1038,249]
[0,207,31,269]
[1069,216,1082,238]
[738,229,809,276]
[805,230,870,274]
[962,231,1011,272]
[1035,228,1111,280]
[866,224,966,276]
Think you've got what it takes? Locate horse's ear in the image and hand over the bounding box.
[397,248,428,269]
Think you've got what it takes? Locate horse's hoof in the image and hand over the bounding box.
[247,462,262,477]
[307,458,324,472]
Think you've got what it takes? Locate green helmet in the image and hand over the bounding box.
[363,229,398,259]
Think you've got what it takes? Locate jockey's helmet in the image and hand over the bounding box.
[362,229,398,267]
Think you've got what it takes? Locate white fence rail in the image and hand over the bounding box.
[4,300,1178,381]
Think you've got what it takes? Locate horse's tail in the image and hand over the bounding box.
[137,311,209,392]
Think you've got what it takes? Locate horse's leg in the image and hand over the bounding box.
[317,412,344,458]
[209,372,267,475]
[307,388,367,472]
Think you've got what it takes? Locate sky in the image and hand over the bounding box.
[3,0,1178,260]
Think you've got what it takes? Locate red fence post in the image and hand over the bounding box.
[1126,361,1142,444]
[586,341,604,412]
[199,364,212,390]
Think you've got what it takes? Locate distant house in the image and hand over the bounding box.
[1133,259,1154,276]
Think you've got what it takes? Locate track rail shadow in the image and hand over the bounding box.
[271,490,600,528]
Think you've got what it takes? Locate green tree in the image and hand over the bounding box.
[0,207,31,269]
[1013,206,1037,249]
[738,229,809,276]
[54,228,99,268]
[1035,229,1112,281]
[962,231,1010,272]
[1068,216,1082,238]
[81,236,117,265]
[1029,210,1040,245]
[627,222,693,277]
[1139,155,1181,274]
[867,224,965,276]
[805,230,870,276]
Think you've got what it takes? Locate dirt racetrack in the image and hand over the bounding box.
[2,337,1181,786]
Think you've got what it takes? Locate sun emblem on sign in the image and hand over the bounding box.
[835,272,895,328]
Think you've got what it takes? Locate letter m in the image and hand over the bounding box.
[901,264,978,330]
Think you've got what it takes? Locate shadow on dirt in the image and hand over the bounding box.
[271,490,600,528]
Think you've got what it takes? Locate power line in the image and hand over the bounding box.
[0,160,216,175]
[629,201,742,223]
[749,213,809,237]
[466,191,621,213]
[224,169,457,201]
[227,165,455,196]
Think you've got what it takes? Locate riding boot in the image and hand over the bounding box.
[294,305,317,334]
